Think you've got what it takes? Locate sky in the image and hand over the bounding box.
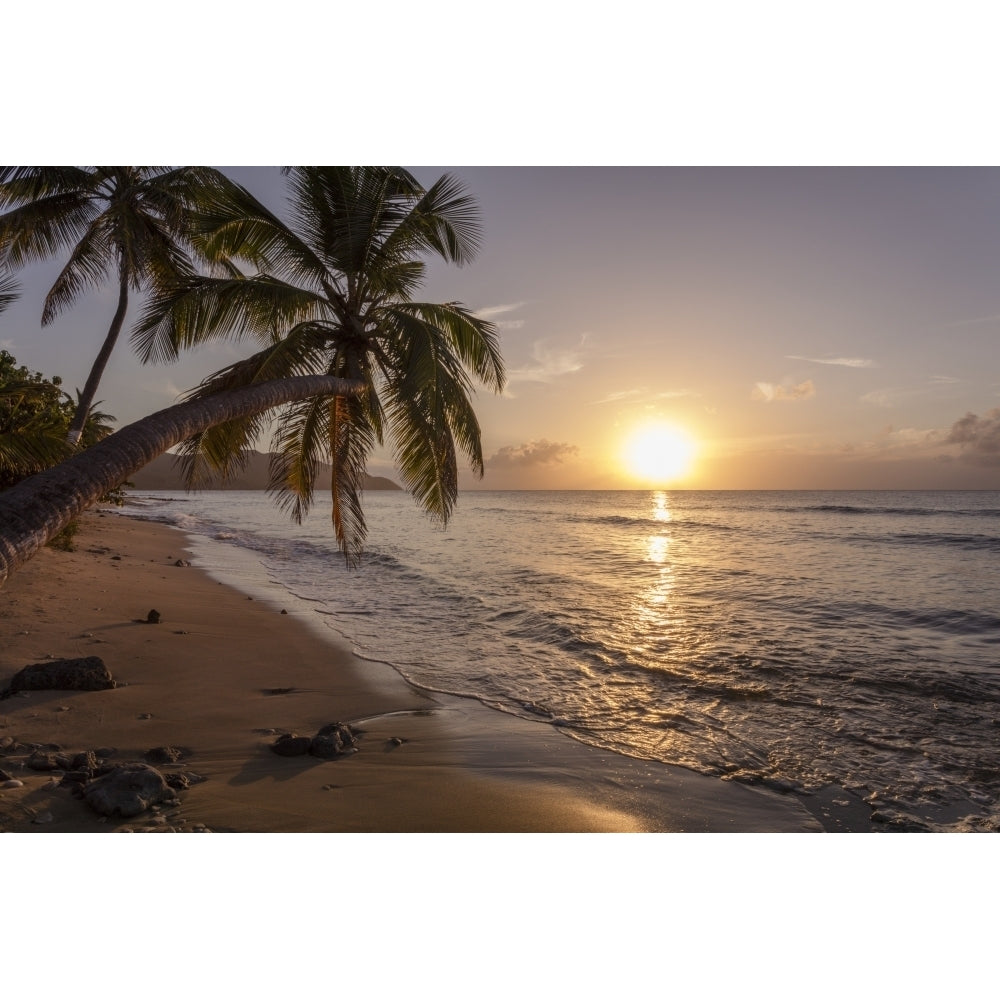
[3,166,999,490]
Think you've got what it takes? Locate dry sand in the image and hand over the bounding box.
[0,508,823,833]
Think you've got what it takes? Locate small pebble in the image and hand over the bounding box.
[1,779,23,789]
[138,713,153,720]
[56,705,70,713]
[32,811,54,824]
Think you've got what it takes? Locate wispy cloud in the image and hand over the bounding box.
[0,338,15,351]
[497,319,525,330]
[475,302,526,320]
[508,338,585,383]
[942,313,1000,329]
[860,387,908,409]
[591,387,700,405]
[929,375,959,385]
[752,379,816,403]
[786,355,876,368]
[487,440,579,468]
[592,388,644,405]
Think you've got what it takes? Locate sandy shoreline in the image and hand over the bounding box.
[0,508,832,832]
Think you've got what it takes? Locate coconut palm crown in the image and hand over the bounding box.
[133,166,505,566]
[0,166,233,445]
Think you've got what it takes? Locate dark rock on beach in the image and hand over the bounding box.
[144,746,188,765]
[271,734,312,757]
[0,656,116,699]
[27,750,72,771]
[71,750,99,772]
[165,771,207,790]
[309,723,357,759]
[82,763,178,818]
[270,724,358,759]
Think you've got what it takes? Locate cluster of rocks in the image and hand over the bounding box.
[271,723,358,759]
[0,657,215,829]
[1,737,206,820]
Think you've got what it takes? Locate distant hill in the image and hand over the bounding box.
[129,451,402,492]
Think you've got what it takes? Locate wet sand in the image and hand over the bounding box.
[0,509,823,832]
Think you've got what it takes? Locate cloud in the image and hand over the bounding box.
[508,339,585,383]
[475,302,526,320]
[752,379,815,402]
[487,440,579,468]
[929,375,959,385]
[497,319,525,330]
[943,313,1000,329]
[786,355,876,368]
[592,388,644,405]
[860,387,906,408]
[592,387,700,405]
[945,408,1000,464]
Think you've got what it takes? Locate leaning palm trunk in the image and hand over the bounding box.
[0,374,363,588]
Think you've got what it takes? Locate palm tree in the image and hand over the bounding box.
[0,374,365,587]
[133,166,505,565]
[0,166,232,445]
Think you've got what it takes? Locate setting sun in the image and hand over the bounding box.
[623,423,697,483]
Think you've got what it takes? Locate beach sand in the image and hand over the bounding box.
[0,509,825,833]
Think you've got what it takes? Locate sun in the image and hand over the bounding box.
[623,423,697,483]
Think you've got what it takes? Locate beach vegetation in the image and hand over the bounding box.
[0,166,234,446]
[0,349,73,489]
[0,350,124,501]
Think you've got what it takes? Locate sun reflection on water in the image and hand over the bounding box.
[652,491,671,522]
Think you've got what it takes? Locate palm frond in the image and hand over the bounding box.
[133,274,324,364]
[0,167,93,208]
[383,302,505,393]
[40,213,117,322]
[0,265,18,313]
[0,190,101,267]
[382,172,484,268]
[187,174,331,291]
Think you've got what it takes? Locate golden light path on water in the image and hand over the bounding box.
[631,493,676,656]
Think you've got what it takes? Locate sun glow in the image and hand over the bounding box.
[623,423,697,484]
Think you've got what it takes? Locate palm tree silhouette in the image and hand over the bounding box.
[134,166,505,565]
[0,166,233,444]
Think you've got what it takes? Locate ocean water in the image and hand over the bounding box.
[127,489,1000,831]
